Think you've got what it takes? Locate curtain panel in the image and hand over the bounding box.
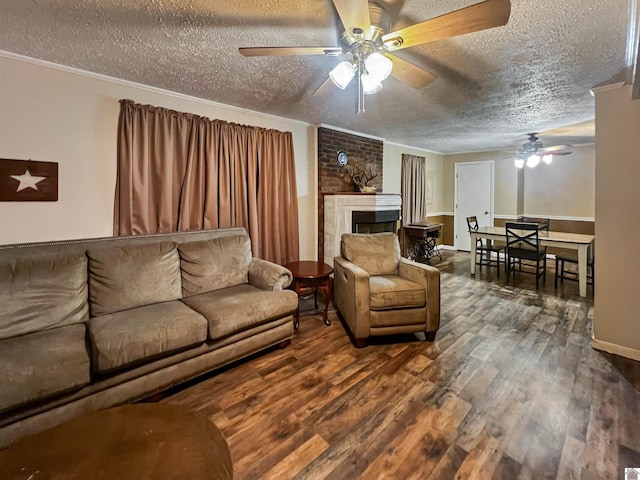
[115,99,299,264]
[401,153,427,225]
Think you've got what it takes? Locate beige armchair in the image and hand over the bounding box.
[333,232,441,347]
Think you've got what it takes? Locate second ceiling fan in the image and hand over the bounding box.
[240,0,512,114]
[513,133,574,168]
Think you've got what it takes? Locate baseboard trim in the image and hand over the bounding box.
[591,337,640,362]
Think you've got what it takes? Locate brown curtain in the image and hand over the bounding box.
[115,99,299,264]
[401,153,427,225]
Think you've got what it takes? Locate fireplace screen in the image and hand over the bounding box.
[352,210,400,234]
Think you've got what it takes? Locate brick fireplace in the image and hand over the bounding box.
[323,193,402,265]
[317,127,384,261]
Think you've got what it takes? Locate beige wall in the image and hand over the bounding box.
[593,84,640,358]
[524,144,595,219]
[443,151,519,216]
[443,146,595,220]
[0,54,318,260]
[382,142,444,214]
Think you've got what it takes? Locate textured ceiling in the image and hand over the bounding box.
[0,0,631,153]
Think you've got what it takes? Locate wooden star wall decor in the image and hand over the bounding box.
[0,158,58,201]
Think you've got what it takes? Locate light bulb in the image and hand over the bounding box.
[542,154,553,164]
[364,52,392,81]
[361,72,382,94]
[329,61,355,89]
[526,154,540,168]
[514,158,525,168]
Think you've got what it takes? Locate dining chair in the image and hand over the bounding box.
[554,246,595,289]
[505,222,547,289]
[467,216,505,278]
[519,216,550,231]
[517,217,550,269]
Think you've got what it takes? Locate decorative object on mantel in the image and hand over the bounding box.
[0,158,58,201]
[344,157,379,192]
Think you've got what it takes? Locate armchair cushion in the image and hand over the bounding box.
[341,232,400,276]
[369,275,426,310]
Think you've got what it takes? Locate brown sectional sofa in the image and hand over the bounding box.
[0,228,298,448]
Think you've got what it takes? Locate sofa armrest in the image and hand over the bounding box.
[248,258,293,291]
[399,257,441,334]
[333,256,371,340]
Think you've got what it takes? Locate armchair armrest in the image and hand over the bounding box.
[248,258,293,291]
[333,256,371,340]
[399,258,441,334]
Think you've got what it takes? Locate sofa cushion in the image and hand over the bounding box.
[0,253,89,340]
[179,235,252,297]
[0,323,90,413]
[182,284,298,340]
[88,301,208,373]
[369,275,426,310]
[341,233,400,276]
[88,242,182,316]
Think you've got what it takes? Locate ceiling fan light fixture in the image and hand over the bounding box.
[361,71,382,94]
[514,158,525,169]
[364,52,392,81]
[542,154,553,164]
[526,154,541,168]
[329,61,355,89]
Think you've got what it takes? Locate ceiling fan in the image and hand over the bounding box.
[239,0,511,114]
[513,133,573,168]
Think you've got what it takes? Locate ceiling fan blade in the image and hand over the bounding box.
[332,0,371,39]
[386,54,437,89]
[239,46,343,57]
[547,151,573,156]
[382,0,511,51]
[312,77,335,96]
[541,144,574,153]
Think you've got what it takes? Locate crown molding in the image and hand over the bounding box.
[590,82,626,95]
[383,140,444,155]
[317,124,385,142]
[0,50,311,128]
[627,0,640,99]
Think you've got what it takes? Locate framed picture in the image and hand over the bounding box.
[0,158,58,201]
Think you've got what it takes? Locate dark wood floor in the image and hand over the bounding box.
[162,251,640,480]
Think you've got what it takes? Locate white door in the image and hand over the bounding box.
[454,161,494,251]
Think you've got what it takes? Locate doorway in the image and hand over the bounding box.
[454,161,494,251]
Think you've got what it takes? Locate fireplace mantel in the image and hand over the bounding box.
[323,193,402,265]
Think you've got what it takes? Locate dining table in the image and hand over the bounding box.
[470,226,595,297]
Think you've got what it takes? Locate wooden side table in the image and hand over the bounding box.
[284,261,333,329]
[0,404,233,479]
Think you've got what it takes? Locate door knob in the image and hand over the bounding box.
[484,211,489,215]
